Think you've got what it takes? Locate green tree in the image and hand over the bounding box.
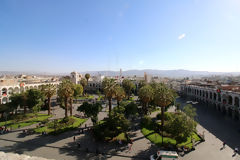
[0,103,13,118]
[122,79,136,99]
[9,93,23,114]
[58,80,74,118]
[78,102,102,124]
[167,113,197,144]
[68,84,84,116]
[115,85,125,107]
[40,84,56,115]
[124,102,138,118]
[138,85,154,115]
[183,104,197,120]
[85,73,90,84]
[80,78,87,95]
[154,83,174,144]
[26,89,44,113]
[138,80,147,89]
[102,78,117,113]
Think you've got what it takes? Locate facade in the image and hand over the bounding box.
[0,78,60,104]
[181,83,240,120]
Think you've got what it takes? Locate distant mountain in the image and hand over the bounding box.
[81,69,240,78]
[1,70,240,78]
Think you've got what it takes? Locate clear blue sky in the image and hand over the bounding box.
[0,0,240,73]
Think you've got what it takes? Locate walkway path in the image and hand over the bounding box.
[1,102,240,160]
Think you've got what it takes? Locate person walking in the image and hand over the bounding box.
[222,142,226,149]
[234,147,238,155]
[73,136,76,142]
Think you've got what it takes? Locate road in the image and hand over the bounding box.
[177,97,240,160]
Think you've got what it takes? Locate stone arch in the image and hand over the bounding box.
[8,87,13,95]
[14,87,20,94]
[30,86,33,89]
[222,94,227,105]
[20,87,24,93]
[218,93,221,102]
[234,97,239,108]
[2,97,8,104]
[228,95,233,105]
[2,88,7,96]
[214,93,217,101]
[34,86,37,89]
[210,92,213,99]
[25,86,29,90]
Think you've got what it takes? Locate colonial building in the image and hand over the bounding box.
[0,78,60,104]
[181,82,240,120]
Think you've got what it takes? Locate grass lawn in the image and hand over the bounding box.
[0,113,51,129]
[114,133,127,141]
[142,127,201,149]
[77,95,95,100]
[34,116,87,134]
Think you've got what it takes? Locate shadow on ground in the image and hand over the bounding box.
[177,97,240,150]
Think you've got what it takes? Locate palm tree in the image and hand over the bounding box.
[138,85,154,115]
[102,78,117,113]
[40,84,56,115]
[58,80,74,118]
[85,73,90,84]
[122,79,136,100]
[80,78,87,95]
[69,84,83,116]
[115,85,125,107]
[154,83,174,143]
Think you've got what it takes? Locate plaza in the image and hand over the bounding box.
[0,97,240,160]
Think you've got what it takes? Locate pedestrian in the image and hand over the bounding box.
[128,143,132,151]
[73,136,76,142]
[85,124,87,128]
[77,142,81,148]
[234,147,239,155]
[223,142,226,149]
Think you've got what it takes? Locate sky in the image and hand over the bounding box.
[0,0,240,73]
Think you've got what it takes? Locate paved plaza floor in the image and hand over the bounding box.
[0,100,240,160]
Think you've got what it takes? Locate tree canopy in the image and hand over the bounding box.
[122,79,136,99]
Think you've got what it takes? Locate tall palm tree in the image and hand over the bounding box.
[69,84,83,116]
[58,80,74,118]
[138,85,154,115]
[122,79,136,100]
[154,83,174,131]
[102,78,117,113]
[115,85,125,107]
[80,78,87,95]
[40,84,56,115]
[85,73,90,84]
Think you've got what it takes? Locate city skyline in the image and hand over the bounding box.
[1,0,240,73]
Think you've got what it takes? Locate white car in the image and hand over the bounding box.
[150,150,178,160]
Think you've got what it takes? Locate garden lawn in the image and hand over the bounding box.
[0,113,51,129]
[77,95,94,100]
[142,127,201,149]
[34,116,87,134]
